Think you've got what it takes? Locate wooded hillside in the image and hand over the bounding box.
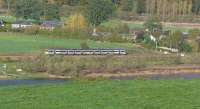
[0,0,199,22]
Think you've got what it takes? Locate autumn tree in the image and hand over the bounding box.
[65,13,87,32]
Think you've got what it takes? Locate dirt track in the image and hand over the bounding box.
[86,64,200,78]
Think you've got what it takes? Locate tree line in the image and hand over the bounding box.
[0,0,199,21]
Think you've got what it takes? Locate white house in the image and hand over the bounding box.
[11,21,32,29]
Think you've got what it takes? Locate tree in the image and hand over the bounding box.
[136,0,146,14]
[41,0,60,20]
[85,0,115,35]
[192,0,200,15]
[64,0,80,6]
[120,0,134,12]
[44,3,60,20]
[144,16,162,33]
[65,13,87,32]
[14,0,42,20]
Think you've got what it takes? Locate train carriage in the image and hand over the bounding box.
[45,49,127,55]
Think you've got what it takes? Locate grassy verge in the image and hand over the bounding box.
[0,32,133,55]
[0,79,200,109]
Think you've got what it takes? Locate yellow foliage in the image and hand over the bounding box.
[65,13,87,31]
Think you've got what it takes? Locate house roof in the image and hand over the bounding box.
[40,21,60,27]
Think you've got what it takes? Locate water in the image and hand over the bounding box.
[0,79,66,86]
[1,73,200,86]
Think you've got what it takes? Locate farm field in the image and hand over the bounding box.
[0,32,133,55]
[120,20,198,31]
[0,79,200,109]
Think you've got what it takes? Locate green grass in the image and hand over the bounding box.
[0,32,133,54]
[0,79,200,109]
[101,20,144,29]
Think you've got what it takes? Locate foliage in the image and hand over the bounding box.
[142,34,156,49]
[14,0,43,20]
[144,16,162,32]
[24,25,40,35]
[13,0,60,20]
[80,42,89,49]
[0,16,16,23]
[105,33,128,43]
[19,53,180,76]
[160,31,192,52]
[65,13,87,31]
[120,0,134,12]
[43,3,60,20]
[0,24,11,32]
[85,0,115,27]
[0,0,199,22]
[180,43,193,53]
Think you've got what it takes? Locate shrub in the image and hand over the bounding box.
[180,43,193,53]
[0,24,11,32]
[142,34,156,49]
[144,16,162,32]
[24,25,39,35]
[80,42,90,49]
[21,54,195,78]
[106,33,128,43]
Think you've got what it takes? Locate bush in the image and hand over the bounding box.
[106,33,128,43]
[24,25,39,35]
[180,42,193,53]
[142,34,156,49]
[80,42,90,49]
[144,16,162,32]
[0,24,11,32]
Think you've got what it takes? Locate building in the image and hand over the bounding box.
[11,21,33,29]
[40,21,59,30]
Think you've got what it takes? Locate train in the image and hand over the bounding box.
[45,49,127,55]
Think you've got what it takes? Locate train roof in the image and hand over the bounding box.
[46,48,126,50]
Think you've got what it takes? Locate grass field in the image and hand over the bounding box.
[0,32,133,54]
[0,79,200,109]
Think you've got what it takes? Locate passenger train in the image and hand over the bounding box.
[45,49,127,55]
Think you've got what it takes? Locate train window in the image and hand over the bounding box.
[68,50,74,55]
[94,50,101,55]
[75,50,82,55]
[114,50,120,55]
[120,50,126,55]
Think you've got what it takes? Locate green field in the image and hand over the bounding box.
[0,79,200,109]
[102,20,193,31]
[0,32,133,54]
